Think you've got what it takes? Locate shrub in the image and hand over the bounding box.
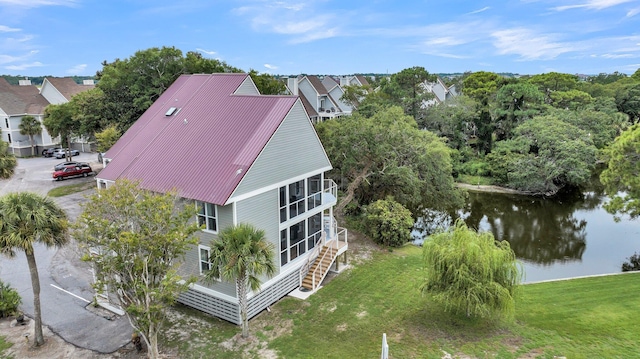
[0,279,21,318]
[362,199,414,247]
[622,252,640,272]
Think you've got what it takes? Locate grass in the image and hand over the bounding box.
[158,245,640,358]
[0,335,13,359]
[47,182,96,197]
[456,174,495,186]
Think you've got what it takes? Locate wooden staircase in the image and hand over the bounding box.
[301,245,338,291]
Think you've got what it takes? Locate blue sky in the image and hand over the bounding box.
[1,0,639,77]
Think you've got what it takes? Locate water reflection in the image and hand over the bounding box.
[461,191,588,266]
[414,183,640,282]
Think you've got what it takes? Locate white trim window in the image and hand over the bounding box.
[196,201,218,232]
[198,245,211,275]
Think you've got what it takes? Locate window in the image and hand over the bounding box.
[307,174,322,210]
[6,134,10,143]
[4,118,7,128]
[307,213,322,251]
[198,245,211,274]
[196,201,217,232]
[279,175,323,223]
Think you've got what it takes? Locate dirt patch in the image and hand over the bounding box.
[0,317,143,359]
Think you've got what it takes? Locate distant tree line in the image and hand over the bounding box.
[0,75,96,85]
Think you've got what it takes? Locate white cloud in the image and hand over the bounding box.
[0,0,77,8]
[66,63,87,74]
[233,1,342,43]
[264,63,278,70]
[0,25,20,32]
[5,61,43,70]
[467,6,490,15]
[552,0,634,11]
[627,7,640,17]
[601,53,637,58]
[492,28,575,60]
[196,48,217,56]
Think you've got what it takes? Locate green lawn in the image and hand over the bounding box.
[47,182,96,197]
[163,245,640,358]
[268,246,640,358]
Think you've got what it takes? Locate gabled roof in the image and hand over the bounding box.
[355,75,370,86]
[298,92,319,118]
[0,78,49,115]
[99,74,299,205]
[43,77,94,101]
[306,75,328,95]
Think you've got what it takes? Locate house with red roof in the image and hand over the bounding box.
[96,73,348,324]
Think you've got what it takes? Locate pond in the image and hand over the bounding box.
[414,188,640,283]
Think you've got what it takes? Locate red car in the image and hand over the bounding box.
[52,164,93,180]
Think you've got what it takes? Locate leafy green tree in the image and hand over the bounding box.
[622,252,640,272]
[0,140,17,178]
[248,69,286,95]
[549,89,593,110]
[420,95,479,149]
[553,108,628,149]
[316,106,463,216]
[587,72,627,85]
[340,84,370,109]
[69,87,108,140]
[75,180,200,359]
[614,83,640,123]
[204,223,275,338]
[97,47,241,131]
[528,72,579,102]
[600,124,640,220]
[421,220,522,319]
[380,66,436,121]
[43,102,78,160]
[488,116,597,194]
[462,71,504,154]
[0,192,69,346]
[95,125,121,153]
[18,115,41,156]
[362,199,414,247]
[492,82,544,140]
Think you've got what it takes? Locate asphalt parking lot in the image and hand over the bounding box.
[0,152,133,353]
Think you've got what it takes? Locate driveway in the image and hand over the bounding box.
[0,152,132,353]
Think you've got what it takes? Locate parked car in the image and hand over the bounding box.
[53,148,80,159]
[54,161,88,171]
[52,164,93,181]
[43,147,63,157]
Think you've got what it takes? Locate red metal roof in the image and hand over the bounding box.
[99,74,298,205]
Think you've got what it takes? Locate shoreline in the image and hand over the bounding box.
[456,182,534,195]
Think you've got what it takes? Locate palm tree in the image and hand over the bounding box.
[18,115,42,157]
[205,223,275,338]
[0,192,69,347]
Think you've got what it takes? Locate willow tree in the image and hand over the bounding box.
[421,220,522,320]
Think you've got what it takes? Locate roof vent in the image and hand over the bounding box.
[165,107,177,116]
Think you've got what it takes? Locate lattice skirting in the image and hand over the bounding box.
[178,267,302,325]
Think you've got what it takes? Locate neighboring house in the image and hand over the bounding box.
[287,75,354,123]
[338,74,370,88]
[0,77,95,156]
[96,73,348,325]
[0,78,51,157]
[422,77,458,107]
